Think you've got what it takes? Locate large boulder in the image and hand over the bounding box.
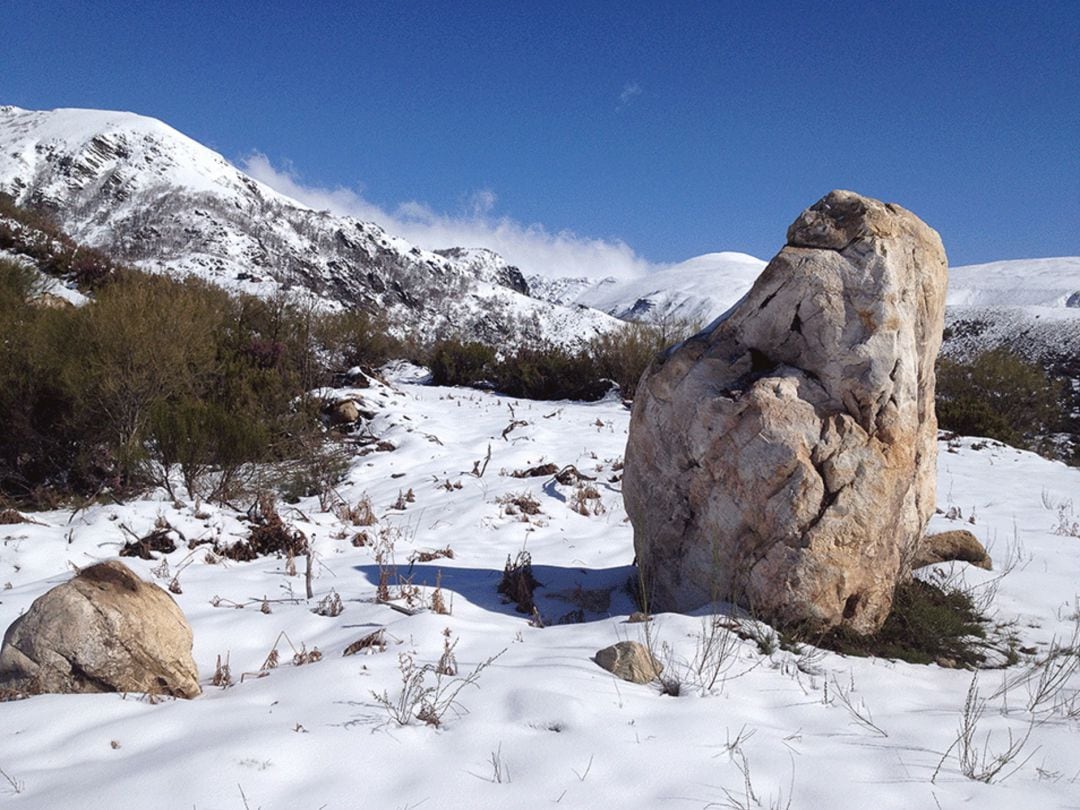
[0,560,200,698]
[624,190,948,635]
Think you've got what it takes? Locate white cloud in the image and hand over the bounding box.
[618,82,642,108]
[241,153,654,280]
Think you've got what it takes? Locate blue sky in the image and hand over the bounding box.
[3,1,1078,276]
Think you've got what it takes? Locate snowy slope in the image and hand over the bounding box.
[942,257,1080,379]
[948,257,1080,308]
[530,252,767,325]
[0,106,620,347]
[1,376,1079,809]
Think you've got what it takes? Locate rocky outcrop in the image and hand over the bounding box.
[593,641,662,684]
[623,190,948,635]
[0,560,200,697]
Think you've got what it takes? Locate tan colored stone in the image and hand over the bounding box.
[29,292,74,310]
[623,190,948,635]
[593,641,662,684]
[0,560,200,698]
[326,397,375,426]
[913,530,991,570]
[329,399,361,425]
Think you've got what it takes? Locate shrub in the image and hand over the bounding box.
[0,193,122,289]
[936,349,1066,451]
[0,261,345,505]
[794,578,989,667]
[498,550,540,613]
[429,339,496,387]
[590,317,700,399]
[493,344,610,402]
[314,308,402,371]
[0,261,78,498]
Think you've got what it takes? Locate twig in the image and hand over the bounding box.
[305,549,314,600]
[572,754,594,782]
[0,766,24,795]
[471,443,492,478]
[501,420,528,441]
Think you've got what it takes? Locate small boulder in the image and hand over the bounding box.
[0,560,200,698]
[593,641,662,684]
[913,530,991,570]
[325,397,375,426]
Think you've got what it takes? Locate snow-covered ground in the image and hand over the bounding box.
[2,372,1079,810]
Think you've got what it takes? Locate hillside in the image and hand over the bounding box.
[0,106,620,347]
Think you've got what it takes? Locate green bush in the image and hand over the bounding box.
[427,320,706,403]
[0,262,345,506]
[492,344,610,402]
[936,349,1065,451]
[429,339,496,387]
[803,578,989,667]
[314,308,403,371]
[590,318,699,399]
[0,197,406,506]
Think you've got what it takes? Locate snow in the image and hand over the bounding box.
[0,106,622,348]
[2,378,1079,809]
[0,106,290,208]
[532,252,768,326]
[948,257,1080,308]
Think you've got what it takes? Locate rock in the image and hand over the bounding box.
[624,190,948,635]
[332,399,361,424]
[29,292,75,310]
[593,641,662,684]
[913,530,991,570]
[0,560,200,698]
[326,398,374,426]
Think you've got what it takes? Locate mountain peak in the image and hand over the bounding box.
[0,105,620,347]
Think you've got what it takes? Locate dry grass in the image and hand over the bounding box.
[570,484,604,516]
[510,463,558,478]
[408,546,455,564]
[431,570,451,615]
[0,509,42,525]
[312,589,344,617]
[334,494,377,527]
[343,629,387,656]
[212,653,233,688]
[220,494,308,561]
[497,492,542,518]
[498,551,540,614]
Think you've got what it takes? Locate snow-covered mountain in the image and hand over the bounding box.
[0,105,620,346]
[947,257,1080,308]
[941,257,1080,384]
[4,104,1075,371]
[534,246,1080,384]
[529,251,767,326]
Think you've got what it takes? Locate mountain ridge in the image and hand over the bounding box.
[0,105,621,347]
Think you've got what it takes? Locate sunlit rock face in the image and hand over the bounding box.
[624,190,948,635]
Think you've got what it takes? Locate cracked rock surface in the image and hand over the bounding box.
[623,190,948,634]
[0,560,200,697]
